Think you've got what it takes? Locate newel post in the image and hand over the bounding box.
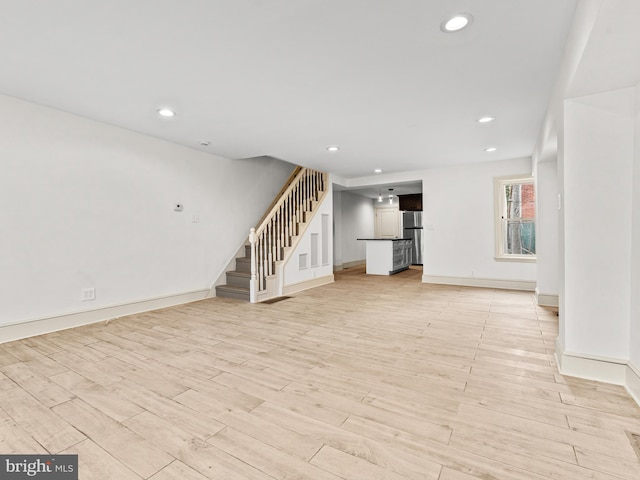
[249,227,257,303]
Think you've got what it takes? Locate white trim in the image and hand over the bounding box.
[422,274,535,291]
[0,289,210,344]
[334,259,365,272]
[626,362,640,407]
[343,259,365,269]
[535,288,559,307]
[282,275,334,296]
[555,337,627,385]
[494,255,536,263]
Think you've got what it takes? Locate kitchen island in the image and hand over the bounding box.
[357,238,413,275]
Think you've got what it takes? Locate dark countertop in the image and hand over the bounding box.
[357,238,413,242]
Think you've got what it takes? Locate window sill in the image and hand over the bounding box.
[494,255,536,263]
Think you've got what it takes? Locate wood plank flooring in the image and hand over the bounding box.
[1,266,640,479]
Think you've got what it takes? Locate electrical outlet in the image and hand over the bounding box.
[81,287,96,301]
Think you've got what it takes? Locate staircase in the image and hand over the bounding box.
[214,244,252,301]
[215,167,327,302]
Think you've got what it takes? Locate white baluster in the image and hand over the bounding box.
[249,227,257,302]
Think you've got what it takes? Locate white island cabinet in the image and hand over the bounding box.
[357,239,413,275]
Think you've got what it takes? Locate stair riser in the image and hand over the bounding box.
[236,258,251,273]
[215,288,250,301]
[226,273,250,288]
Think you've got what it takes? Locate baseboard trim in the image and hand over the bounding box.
[626,362,640,407]
[422,274,535,291]
[535,288,559,307]
[555,337,627,385]
[0,289,210,344]
[343,260,365,269]
[334,260,365,272]
[283,275,334,296]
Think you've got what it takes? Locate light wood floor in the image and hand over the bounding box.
[1,266,640,479]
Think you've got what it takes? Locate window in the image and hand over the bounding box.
[494,175,536,261]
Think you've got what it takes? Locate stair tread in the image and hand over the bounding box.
[216,284,250,293]
[227,271,250,277]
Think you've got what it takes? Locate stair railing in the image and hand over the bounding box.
[249,168,327,302]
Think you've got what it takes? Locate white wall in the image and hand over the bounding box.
[0,95,294,327]
[631,82,640,369]
[332,190,343,267]
[283,189,333,286]
[535,159,560,301]
[563,89,635,360]
[421,158,537,282]
[332,190,374,267]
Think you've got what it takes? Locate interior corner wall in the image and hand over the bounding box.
[631,82,640,369]
[332,190,344,267]
[335,191,375,267]
[562,89,634,361]
[0,95,294,329]
[421,158,537,283]
[535,160,560,299]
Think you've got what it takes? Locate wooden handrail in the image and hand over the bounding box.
[255,167,307,235]
[254,166,302,229]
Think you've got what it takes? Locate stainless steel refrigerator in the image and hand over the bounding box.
[402,211,423,265]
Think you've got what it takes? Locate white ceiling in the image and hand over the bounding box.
[334,181,422,200]
[568,0,640,99]
[0,0,577,179]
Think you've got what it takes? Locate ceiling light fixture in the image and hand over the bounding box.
[485,147,497,152]
[388,188,394,204]
[199,141,210,147]
[374,169,382,174]
[477,116,495,124]
[378,193,383,203]
[441,13,473,33]
[326,146,340,152]
[157,108,176,117]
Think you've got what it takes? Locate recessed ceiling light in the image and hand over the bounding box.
[157,108,176,117]
[200,141,210,147]
[441,13,473,33]
[478,116,495,124]
[326,146,340,152]
[485,147,497,152]
[374,169,382,173]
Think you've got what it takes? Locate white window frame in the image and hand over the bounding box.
[494,174,536,263]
